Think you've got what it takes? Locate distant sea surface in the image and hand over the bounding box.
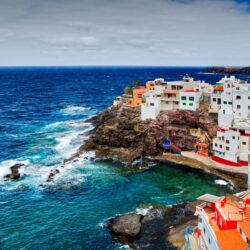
[0,67,247,249]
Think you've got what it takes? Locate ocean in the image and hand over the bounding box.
[0,67,247,249]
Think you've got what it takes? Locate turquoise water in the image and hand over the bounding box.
[0,67,237,249]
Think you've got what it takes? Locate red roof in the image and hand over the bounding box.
[181,90,199,93]
[133,86,146,89]
[214,86,224,91]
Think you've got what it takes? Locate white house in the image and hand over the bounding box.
[218,76,250,129]
[212,128,250,166]
[141,90,162,120]
[179,90,201,111]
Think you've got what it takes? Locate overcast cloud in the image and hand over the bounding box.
[0,0,249,66]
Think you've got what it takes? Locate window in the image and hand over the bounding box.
[220,145,222,148]
[242,142,246,145]
[209,238,211,244]
[215,143,218,147]
[226,140,229,144]
[248,106,250,110]
[213,98,216,102]
[223,101,227,104]
[150,103,154,106]
[218,99,221,104]
[181,96,187,101]
[232,136,235,140]
[236,96,241,100]
[226,146,230,151]
[203,228,206,234]
[189,97,194,101]
[183,103,186,106]
[237,105,241,109]
[189,103,194,106]
[228,102,232,105]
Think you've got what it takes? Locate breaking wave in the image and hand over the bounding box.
[0,117,94,190]
[61,106,91,116]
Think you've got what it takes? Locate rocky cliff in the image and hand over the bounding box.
[81,104,217,163]
[205,66,250,75]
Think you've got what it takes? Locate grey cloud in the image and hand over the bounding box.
[0,0,249,66]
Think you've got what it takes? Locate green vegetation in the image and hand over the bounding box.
[133,80,141,87]
[124,86,132,95]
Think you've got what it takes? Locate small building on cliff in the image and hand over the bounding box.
[179,90,201,111]
[218,79,250,129]
[141,90,162,120]
[126,86,148,108]
[212,128,250,166]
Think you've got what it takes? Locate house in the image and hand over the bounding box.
[141,90,162,120]
[209,84,223,113]
[161,89,180,110]
[218,76,250,128]
[190,192,250,250]
[113,96,122,106]
[179,90,201,111]
[212,128,250,166]
[146,78,166,91]
[190,128,211,157]
[126,86,148,107]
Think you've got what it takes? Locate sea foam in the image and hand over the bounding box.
[61,106,90,115]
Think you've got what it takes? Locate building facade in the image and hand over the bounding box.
[179,90,201,111]
[212,128,250,166]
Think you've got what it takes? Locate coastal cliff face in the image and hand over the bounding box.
[82,104,217,163]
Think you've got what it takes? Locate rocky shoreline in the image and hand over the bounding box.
[71,103,247,249]
[108,201,200,250]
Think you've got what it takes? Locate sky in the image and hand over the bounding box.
[0,0,250,66]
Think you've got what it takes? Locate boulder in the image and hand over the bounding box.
[4,163,25,180]
[108,213,143,238]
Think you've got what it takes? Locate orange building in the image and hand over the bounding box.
[146,81,155,90]
[126,86,148,107]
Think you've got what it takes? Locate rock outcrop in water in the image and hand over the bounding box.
[4,163,25,180]
[205,66,250,75]
[82,104,217,163]
[108,201,200,249]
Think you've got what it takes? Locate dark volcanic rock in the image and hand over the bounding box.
[108,213,143,238]
[82,105,217,163]
[4,163,25,180]
[46,168,61,182]
[205,66,250,75]
[108,202,200,250]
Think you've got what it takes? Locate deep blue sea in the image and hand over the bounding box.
[0,67,248,249]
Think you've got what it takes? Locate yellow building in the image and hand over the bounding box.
[146,81,155,90]
[189,127,206,140]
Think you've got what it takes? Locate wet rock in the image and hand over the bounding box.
[108,202,200,250]
[4,163,25,180]
[46,168,60,182]
[108,213,143,245]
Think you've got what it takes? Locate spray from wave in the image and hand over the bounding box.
[61,106,91,116]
